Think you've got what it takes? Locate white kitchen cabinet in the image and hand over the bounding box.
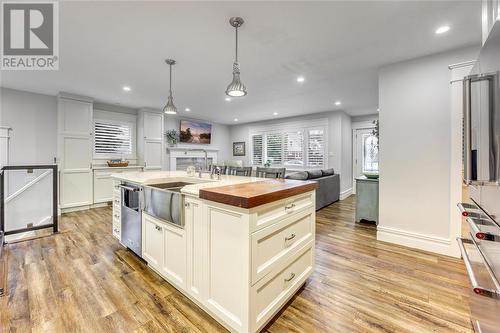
[58,94,93,210]
[112,180,121,240]
[93,171,113,203]
[185,197,204,301]
[141,190,316,333]
[142,213,164,273]
[162,222,187,289]
[138,109,164,170]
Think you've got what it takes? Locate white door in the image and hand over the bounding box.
[58,98,93,208]
[353,128,378,194]
[162,223,187,289]
[142,214,164,272]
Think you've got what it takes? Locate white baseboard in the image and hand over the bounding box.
[377,225,460,258]
[340,188,353,200]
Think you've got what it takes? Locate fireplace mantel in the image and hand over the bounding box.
[167,147,218,171]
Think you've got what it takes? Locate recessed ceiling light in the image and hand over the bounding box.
[185,108,191,112]
[225,97,231,102]
[273,112,278,116]
[122,86,131,92]
[296,76,305,83]
[234,118,238,122]
[435,25,450,34]
[335,101,341,106]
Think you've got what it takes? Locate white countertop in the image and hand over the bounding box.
[111,170,262,196]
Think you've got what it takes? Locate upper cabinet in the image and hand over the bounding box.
[57,93,94,210]
[138,109,164,170]
[482,0,500,44]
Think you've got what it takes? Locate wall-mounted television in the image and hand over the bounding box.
[179,120,212,144]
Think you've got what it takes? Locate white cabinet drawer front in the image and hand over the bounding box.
[251,209,314,284]
[252,192,314,232]
[252,244,314,329]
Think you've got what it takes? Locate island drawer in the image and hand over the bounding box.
[251,243,314,330]
[251,208,314,284]
[252,192,314,232]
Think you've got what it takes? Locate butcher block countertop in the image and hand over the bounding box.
[199,179,319,209]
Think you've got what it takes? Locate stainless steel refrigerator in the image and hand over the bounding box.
[458,20,500,333]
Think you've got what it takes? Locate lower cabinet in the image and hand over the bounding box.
[142,212,187,289]
[141,192,316,333]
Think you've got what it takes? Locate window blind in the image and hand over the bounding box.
[284,131,304,167]
[307,129,324,167]
[252,134,263,165]
[94,121,132,156]
[266,133,283,165]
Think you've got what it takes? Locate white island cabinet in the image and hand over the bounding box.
[141,190,316,333]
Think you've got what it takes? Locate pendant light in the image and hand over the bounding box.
[226,17,247,97]
[163,59,177,115]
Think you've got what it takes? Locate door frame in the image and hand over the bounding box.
[352,122,376,194]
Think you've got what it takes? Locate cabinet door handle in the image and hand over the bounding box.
[155,225,162,231]
[285,233,296,241]
[284,272,295,282]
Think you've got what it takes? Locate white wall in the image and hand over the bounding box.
[229,110,353,194]
[0,87,57,195]
[164,116,232,170]
[378,46,478,257]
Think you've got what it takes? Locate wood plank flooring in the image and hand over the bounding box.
[0,196,473,333]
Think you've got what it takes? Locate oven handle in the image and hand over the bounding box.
[457,237,500,298]
[118,184,141,192]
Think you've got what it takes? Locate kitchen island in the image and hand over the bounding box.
[111,171,318,333]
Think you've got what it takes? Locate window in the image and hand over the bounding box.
[363,134,378,172]
[284,131,304,167]
[252,134,263,165]
[94,120,133,157]
[250,121,327,169]
[307,129,324,167]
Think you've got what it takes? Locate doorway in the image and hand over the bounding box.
[352,127,378,194]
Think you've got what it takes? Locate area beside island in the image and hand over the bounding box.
[111,171,318,333]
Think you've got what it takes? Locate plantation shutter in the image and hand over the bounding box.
[94,121,133,155]
[284,131,304,167]
[266,133,283,166]
[252,134,263,165]
[307,129,325,167]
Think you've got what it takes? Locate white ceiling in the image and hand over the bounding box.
[0,1,481,124]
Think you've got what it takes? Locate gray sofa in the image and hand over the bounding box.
[286,169,340,210]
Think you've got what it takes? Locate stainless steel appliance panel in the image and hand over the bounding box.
[120,183,143,256]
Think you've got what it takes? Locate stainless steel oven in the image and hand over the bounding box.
[120,183,143,256]
[459,20,500,333]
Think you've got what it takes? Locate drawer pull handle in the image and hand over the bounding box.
[284,272,295,282]
[155,225,162,231]
[114,200,120,204]
[184,202,190,208]
[285,203,296,211]
[285,233,296,241]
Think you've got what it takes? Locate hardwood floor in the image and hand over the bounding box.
[0,196,472,333]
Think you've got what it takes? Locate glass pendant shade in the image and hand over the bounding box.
[163,94,177,115]
[163,59,177,115]
[226,62,247,97]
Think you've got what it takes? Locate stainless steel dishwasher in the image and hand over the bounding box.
[120,183,143,256]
